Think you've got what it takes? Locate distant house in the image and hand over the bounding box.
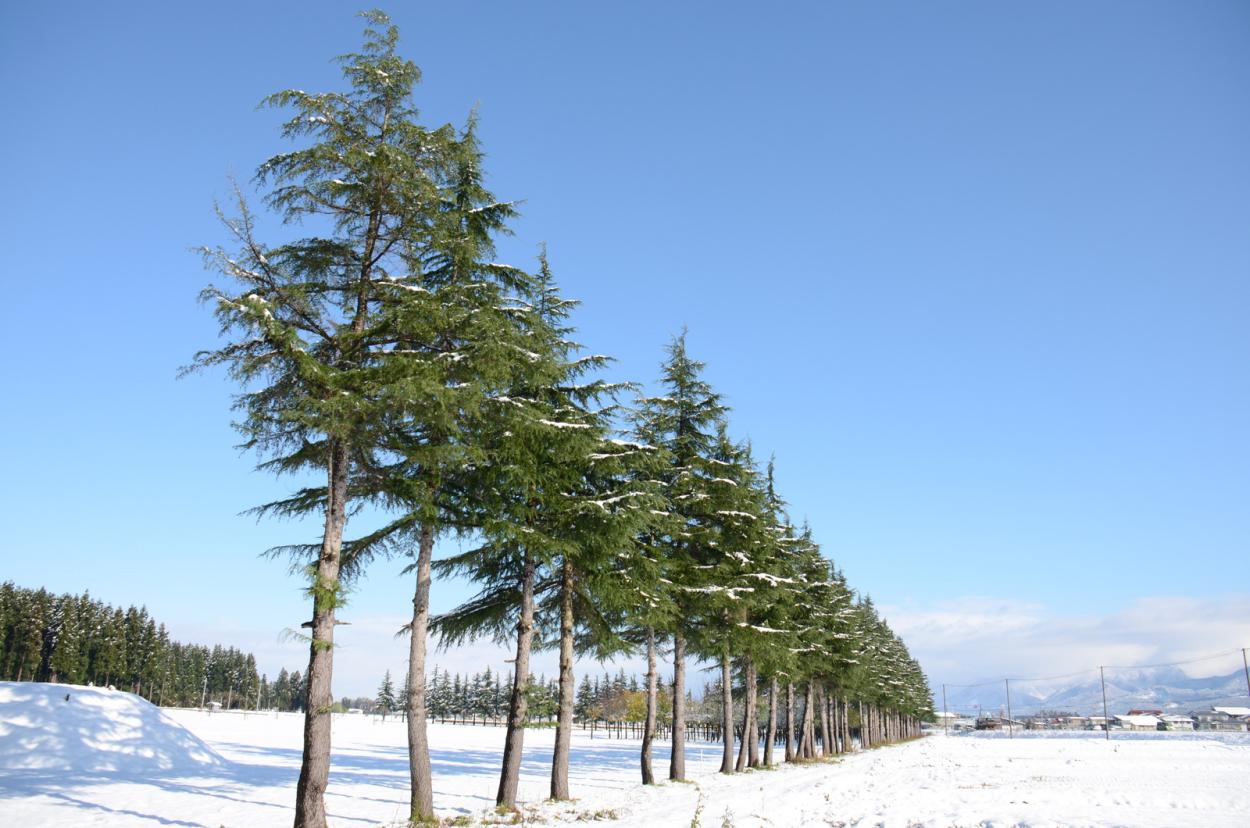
[951,717,977,732]
[1192,708,1250,732]
[1159,715,1194,731]
[1127,708,1163,717]
[1061,716,1091,730]
[1088,716,1108,731]
[1212,706,1250,718]
[1112,714,1160,732]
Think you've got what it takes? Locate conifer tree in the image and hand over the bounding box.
[292,104,532,825]
[49,596,84,684]
[432,257,660,806]
[633,332,728,780]
[192,11,480,825]
[376,670,396,719]
[747,459,800,767]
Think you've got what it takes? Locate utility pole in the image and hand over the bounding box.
[1099,666,1110,742]
[1005,679,1013,738]
[942,684,949,735]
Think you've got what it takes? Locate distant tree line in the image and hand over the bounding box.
[0,581,263,708]
[268,667,309,712]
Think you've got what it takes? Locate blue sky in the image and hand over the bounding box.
[1,1,1247,696]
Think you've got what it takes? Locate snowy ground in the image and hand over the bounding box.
[4,682,1250,827]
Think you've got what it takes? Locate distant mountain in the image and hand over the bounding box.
[938,667,1249,716]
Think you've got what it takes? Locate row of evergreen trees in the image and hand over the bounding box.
[378,667,668,724]
[194,12,932,825]
[376,667,560,722]
[0,582,262,708]
[269,667,310,712]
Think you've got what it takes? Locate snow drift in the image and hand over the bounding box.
[0,681,224,775]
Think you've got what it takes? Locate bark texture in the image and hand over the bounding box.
[405,524,436,823]
[818,684,830,757]
[550,558,575,800]
[669,631,686,780]
[496,552,535,809]
[293,439,348,828]
[784,681,796,762]
[746,660,760,767]
[641,628,657,785]
[720,654,734,774]
[801,681,816,758]
[763,676,778,766]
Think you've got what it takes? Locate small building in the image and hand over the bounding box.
[1213,706,1250,718]
[1192,709,1250,732]
[1088,715,1108,731]
[1113,714,1161,731]
[1061,716,1091,730]
[1127,708,1163,717]
[1159,715,1194,731]
[206,701,223,711]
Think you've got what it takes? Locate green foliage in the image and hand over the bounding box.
[0,581,262,708]
[185,14,935,790]
[376,669,396,715]
[431,256,664,664]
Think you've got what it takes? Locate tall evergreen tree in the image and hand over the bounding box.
[432,258,660,807]
[633,332,728,780]
[189,12,500,826]
[376,670,396,719]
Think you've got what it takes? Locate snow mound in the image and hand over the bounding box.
[0,681,224,775]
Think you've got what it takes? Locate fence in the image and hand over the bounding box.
[410,713,743,743]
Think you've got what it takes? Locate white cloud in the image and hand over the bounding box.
[881,593,1250,686]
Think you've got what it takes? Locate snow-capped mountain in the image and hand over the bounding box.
[939,667,1249,716]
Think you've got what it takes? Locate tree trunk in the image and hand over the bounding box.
[764,676,777,766]
[831,693,841,754]
[720,653,734,774]
[784,681,796,762]
[550,558,575,800]
[736,658,757,771]
[293,438,348,828]
[745,660,759,767]
[641,627,657,785]
[405,524,436,824]
[669,630,687,781]
[497,551,535,810]
[801,681,816,759]
[818,684,830,757]
[735,701,749,771]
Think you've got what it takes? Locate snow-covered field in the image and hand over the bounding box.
[3,682,1250,827]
